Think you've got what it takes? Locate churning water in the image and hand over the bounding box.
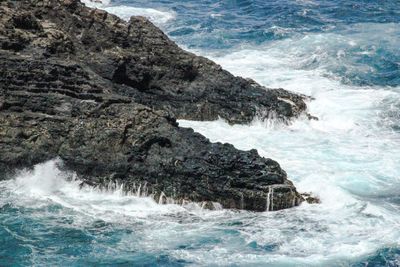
[2,0,400,266]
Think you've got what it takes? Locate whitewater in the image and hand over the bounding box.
[1,0,400,266]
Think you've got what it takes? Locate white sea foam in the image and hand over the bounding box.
[81,0,176,26]
[0,160,187,220]
[105,6,175,25]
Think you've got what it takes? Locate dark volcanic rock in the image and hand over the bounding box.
[0,0,308,124]
[0,0,305,211]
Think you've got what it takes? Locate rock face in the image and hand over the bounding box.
[0,0,305,211]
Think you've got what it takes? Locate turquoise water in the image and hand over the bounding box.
[2,0,400,266]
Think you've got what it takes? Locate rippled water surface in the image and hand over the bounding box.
[2,0,400,266]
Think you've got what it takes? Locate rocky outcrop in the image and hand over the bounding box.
[0,0,308,124]
[0,0,306,211]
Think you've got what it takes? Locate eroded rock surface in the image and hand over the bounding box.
[0,0,305,211]
[0,0,308,124]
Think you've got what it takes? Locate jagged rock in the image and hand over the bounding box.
[0,0,306,211]
[0,0,308,124]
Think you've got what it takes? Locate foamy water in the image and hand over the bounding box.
[82,0,176,26]
[104,6,175,25]
[177,27,400,265]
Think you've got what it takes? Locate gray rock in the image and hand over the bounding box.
[0,0,305,211]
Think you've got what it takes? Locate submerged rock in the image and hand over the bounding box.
[0,0,305,211]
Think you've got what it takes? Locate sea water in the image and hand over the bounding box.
[1,0,400,266]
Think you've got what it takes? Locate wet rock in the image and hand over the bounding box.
[0,0,306,211]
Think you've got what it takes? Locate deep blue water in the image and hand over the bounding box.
[2,0,400,266]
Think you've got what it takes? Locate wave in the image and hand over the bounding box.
[178,22,400,198]
[196,23,400,88]
[186,23,400,135]
[81,0,175,26]
[1,157,400,266]
[0,160,192,220]
[104,6,175,26]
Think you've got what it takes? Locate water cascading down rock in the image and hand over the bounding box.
[0,0,307,211]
